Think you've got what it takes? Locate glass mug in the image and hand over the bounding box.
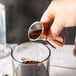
[11,42,51,76]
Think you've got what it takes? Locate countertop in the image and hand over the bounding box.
[49,45,76,76]
[0,45,76,76]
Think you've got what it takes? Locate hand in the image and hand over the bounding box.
[41,0,76,37]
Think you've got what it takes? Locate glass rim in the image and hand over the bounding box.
[11,42,51,65]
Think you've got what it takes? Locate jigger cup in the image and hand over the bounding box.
[28,21,45,41]
[28,21,64,50]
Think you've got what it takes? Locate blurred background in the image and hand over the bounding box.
[0,0,76,44]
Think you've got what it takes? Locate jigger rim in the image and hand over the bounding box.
[28,21,43,41]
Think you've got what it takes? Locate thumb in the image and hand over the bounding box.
[40,4,54,23]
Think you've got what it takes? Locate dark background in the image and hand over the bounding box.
[0,0,76,44]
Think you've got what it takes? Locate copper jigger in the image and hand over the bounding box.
[28,21,64,50]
